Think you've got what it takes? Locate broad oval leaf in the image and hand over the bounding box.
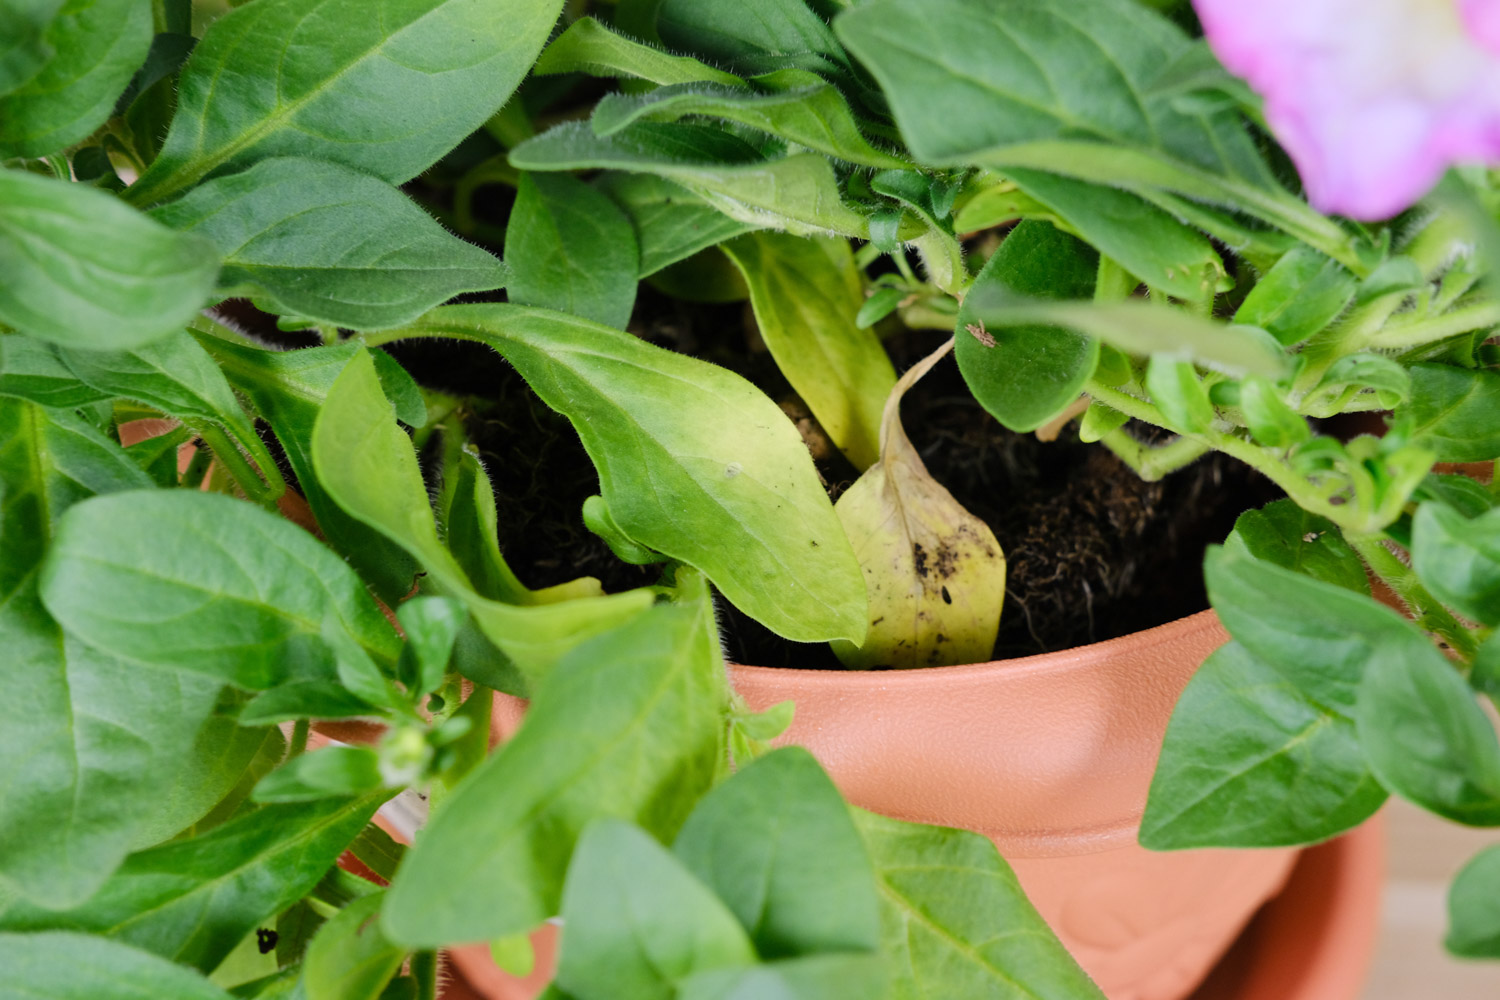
[382,600,727,946]
[833,340,1006,668]
[535,16,746,87]
[657,0,846,76]
[310,348,653,679]
[304,890,407,1000]
[1404,363,1500,462]
[401,304,868,643]
[0,0,150,157]
[506,172,638,329]
[854,810,1104,1000]
[1141,641,1386,849]
[1221,500,1369,596]
[0,169,218,349]
[126,0,565,205]
[558,820,756,1000]
[955,220,1098,433]
[39,489,402,688]
[0,0,67,95]
[1234,245,1355,347]
[0,797,380,973]
[721,231,894,469]
[1447,845,1500,958]
[150,158,506,331]
[0,931,237,1000]
[596,173,755,277]
[673,747,880,959]
[1412,503,1500,628]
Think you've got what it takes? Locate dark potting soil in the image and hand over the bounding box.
[436,284,1279,668]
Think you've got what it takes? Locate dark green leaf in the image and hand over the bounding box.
[656,0,845,76]
[349,825,406,884]
[1356,628,1500,825]
[536,16,746,86]
[596,172,755,277]
[0,334,110,407]
[1447,844,1500,957]
[126,0,564,205]
[1002,169,1223,302]
[593,74,906,171]
[402,305,867,642]
[382,599,727,946]
[311,348,653,677]
[1414,473,1497,519]
[304,891,406,1000]
[113,29,194,116]
[1234,246,1355,347]
[0,931,237,1000]
[1405,363,1500,462]
[506,172,638,329]
[0,0,150,157]
[40,489,402,688]
[1141,642,1386,848]
[1222,500,1369,595]
[855,810,1104,1000]
[955,221,1097,433]
[0,797,380,973]
[196,336,419,604]
[252,747,384,803]
[150,158,506,331]
[1412,503,1500,626]
[674,747,879,959]
[0,169,218,348]
[557,820,756,1000]
[0,0,66,95]
[721,232,894,468]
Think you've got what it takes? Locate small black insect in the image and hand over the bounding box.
[256,927,279,955]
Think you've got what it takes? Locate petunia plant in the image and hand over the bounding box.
[4,0,1500,997]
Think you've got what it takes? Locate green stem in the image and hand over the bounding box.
[1347,535,1480,659]
[198,424,285,507]
[287,718,310,761]
[1097,428,1211,480]
[412,952,438,1000]
[1365,300,1500,350]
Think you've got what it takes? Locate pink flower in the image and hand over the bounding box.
[1195,0,1500,219]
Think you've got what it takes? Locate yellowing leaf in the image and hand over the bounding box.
[832,340,1006,668]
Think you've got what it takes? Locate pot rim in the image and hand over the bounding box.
[728,606,1220,683]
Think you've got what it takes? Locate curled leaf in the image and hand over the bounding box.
[832,339,1006,668]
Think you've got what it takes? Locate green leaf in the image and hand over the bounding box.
[0,334,110,407]
[349,825,406,884]
[656,0,846,76]
[506,172,639,329]
[1144,356,1214,433]
[854,810,1104,1000]
[1141,641,1386,848]
[1309,354,1411,413]
[955,221,1097,433]
[1447,845,1500,957]
[304,891,407,1000]
[39,489,402,689]
[535,16,746,86]
[511,122,872,237]
[252,746,384,803]
[0,0,66,96]
[678,954,888,1000]
[721,232,894,468]
[311,348,653,678]
[382,599,727,946]
[1221,500,1369,596]
[1001,169,1223,302]
[149,158,506,331]
[1412,503,1500,627]
[126,0,564,206]
[674,747,879,958]
[196,336,419,604]
[0,399,233,908]
[1357,625,1500,825]
[1239,375,1310,448]
[1234,246,1355,347]
[0,931,237,1000]
[0,169,218,349]
[556,820,756,1000]
[0,0,150,157]
[396,596,465,697]
[0,797,380,973]
[139,720,284,848]
[402,305,867,643]
[55,329,282,501]
[593,74,907,171]
[596,172,755,277]
[1404,363,1500,462]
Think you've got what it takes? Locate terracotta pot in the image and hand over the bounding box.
[447,610,1355,1000]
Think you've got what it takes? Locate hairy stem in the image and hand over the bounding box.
[1348,535,1480,659]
